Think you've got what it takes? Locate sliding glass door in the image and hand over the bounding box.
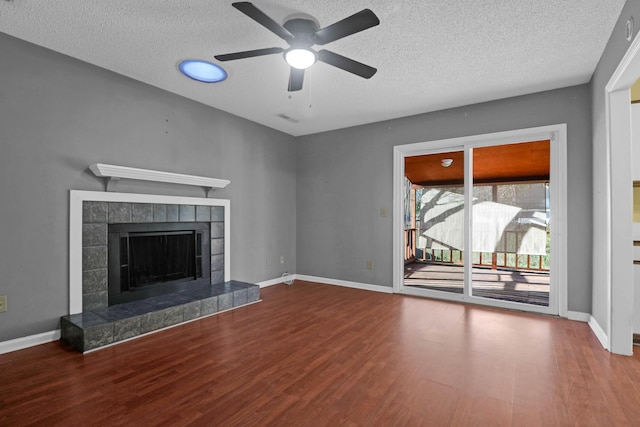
[403,150,465,295]
[471,142,550,307]
[396,128,563,315]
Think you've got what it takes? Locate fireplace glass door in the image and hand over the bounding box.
[108,222,210,305]
[127,231,198,288]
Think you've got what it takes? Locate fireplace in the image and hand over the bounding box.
[63,191,261,353]
[107,222,210,305]
[77,198,227,313]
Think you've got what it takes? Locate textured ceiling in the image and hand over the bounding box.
[0,0,626,136]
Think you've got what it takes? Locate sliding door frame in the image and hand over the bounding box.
[392,124,568,316]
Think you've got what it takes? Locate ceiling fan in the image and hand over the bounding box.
[214,2,380,92]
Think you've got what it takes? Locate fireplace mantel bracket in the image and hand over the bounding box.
[204,186,217,198]
[89,163,230,196]
[104,176,120,192]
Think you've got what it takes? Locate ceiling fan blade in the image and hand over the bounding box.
[314,9,380,45]
[232,2,294,42]
[288,67,304,92]
[317,50,377,79]
[214,47,284,61]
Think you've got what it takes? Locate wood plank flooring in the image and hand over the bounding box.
[405,262,550,306]
[2,281,640,426]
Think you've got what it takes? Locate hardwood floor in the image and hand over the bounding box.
[2,280,640,426]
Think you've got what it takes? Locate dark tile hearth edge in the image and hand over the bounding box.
[61,280,261,353]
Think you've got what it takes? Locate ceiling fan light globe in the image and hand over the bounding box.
[285,48,316,69]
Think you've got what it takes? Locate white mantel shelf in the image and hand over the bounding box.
[89,163,230,195]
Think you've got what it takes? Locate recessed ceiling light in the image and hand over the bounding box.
[179,60,227,83]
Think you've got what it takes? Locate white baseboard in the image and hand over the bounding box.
[566,311,590,322]
[0,329,61,355]
[588,315,609,350]
[295,275,394,294]
[568,312,609,350]
[257,275,292,288]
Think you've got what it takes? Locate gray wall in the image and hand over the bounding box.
[590,0,640,343]
[0,33,297,341]
[296,85,593,313]
[2,6,620,342]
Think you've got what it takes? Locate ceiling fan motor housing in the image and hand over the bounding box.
[283,19,318,48]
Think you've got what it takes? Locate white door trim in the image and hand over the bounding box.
[601,29,640,356]
[392,124,568,317]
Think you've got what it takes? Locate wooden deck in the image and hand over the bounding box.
[404,261,550,306]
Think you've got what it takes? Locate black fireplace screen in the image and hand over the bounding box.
[127,231,198,287]
[108,222,210,305]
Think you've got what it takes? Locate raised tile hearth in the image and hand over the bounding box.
[61,280,260,352]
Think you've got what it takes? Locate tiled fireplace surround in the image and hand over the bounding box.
[83,201,227,308]
[61,191,260,352]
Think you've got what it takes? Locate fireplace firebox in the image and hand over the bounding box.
[108,222,210,305]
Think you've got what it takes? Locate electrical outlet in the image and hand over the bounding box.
[0,296,6,313]
[367,260,374,270]
[280,256,285,264]
[266,256,272,266]
[380,208,387,218]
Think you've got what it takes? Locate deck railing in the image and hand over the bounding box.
[404,228,550,272]
[404,228,417,262]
